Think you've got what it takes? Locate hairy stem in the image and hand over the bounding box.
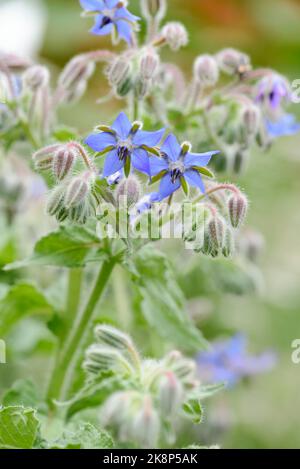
[46,259,116,407]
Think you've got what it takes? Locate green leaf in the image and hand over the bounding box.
[2,380,39,408]
[0,283,53,336]
[50,422,114,449]
[197,382,225,399]
[131,247,208,352]
[182,398,203,424]
[53,126,78,142]
[0,406,39,449]
[5,225,108,270]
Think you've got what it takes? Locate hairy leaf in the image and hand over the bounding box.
[0,406,39,449]
[2,380,39,408]
[50,422,114,449]
[182,398,203,424]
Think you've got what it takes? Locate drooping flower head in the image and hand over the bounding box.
[196,334,276,387]
[255,73,290,114]
[265,113,300,139]
[80,0,140,44]
[149,134,218,200]
[85,112,165,177]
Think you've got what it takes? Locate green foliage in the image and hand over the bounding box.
[50,422,114,449]
[5,226,108,270]
[0,283,54,336]
[0,406,40,449]
[182,398,203,424]
[131,246,208,352]
[2,380,39,408]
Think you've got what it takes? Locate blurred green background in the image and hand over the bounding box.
[1,0,300,448]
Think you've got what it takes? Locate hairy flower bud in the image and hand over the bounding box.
[116,76,133,97]
[23,65,49,90]
[141,0,166,21]
[132,397,160,449]
[216,48,251,76]
[59,55,95,89]
[116,175,141,208]
[94,325,134,352]
[33,144,61,170]
[0,52,31,72]
[52,147,76,180]
[107,56,132,89]
[161,22,188,51]
[222,227,235,257]
[228,192,248,228]
[140,49,160,80]
[158,371,183,417]
[65,173,92,208]
[46,185,65,217]
[208,216,226,251]
[194,54,219,87]
[83,344,125,375]
[241,104,260,137]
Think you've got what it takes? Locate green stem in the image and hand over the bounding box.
[46,259,116,407]
[112,265,132,330]
[66,268,83,323]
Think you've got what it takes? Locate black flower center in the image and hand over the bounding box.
[101,16,112,28]
[170,168,183,183]
[117,146,130,161]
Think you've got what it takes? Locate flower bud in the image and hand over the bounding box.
[222,227,235,257]
[116,175,141,208]
[83,344,124,375]
[23,65,49,90]
[141,0,166,21]
[64,173,91,208]
[135,77,151,99]
[208,216,226,251]
[0,52,31,72]
[216,48,251,76]
[116,76,133,97]
[107,56,132,87]
[132,396,160,449]
[140,49,160,80]
[52,147,76,180]
[233,150,249,175]
[58,55,95,89]
[101,391,130,427]
[161,22,188,51]
[194,54,219,87]
[241,104,260,136]
[94,325,134,352]
[228,192,248,228]
[158,371,183,417]
[238,229,264,262]
[33,144,61,170]
[46,185,65,216]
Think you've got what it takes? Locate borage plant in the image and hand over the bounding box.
[0,0,298,450]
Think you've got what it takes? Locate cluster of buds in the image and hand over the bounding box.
[216,48,251,77]
[33,142,101,224]
[82,325,206,448]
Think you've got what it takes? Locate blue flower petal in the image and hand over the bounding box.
[266,114,300,138]
[132,128,165,147]
[103,149,124,177]
[80,0,104,11]
[90,18,113,35]
[85,132,116,152]
[158,173,181,199]
[160,134,181,161]
[114,7,140,22]
[184,169,205,193]
[115,20,133,44]
[111,112,132,139]
[131,148,151,175]
[104,0,119,8]
[184,150,219,168]
[149,155,169,176]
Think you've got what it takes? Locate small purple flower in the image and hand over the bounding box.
[256,73,290,111]
[106,170,123,185]
[149,134,218,200]
[265,113,300,139]
[85,112,165,178]
[196,334,276,387]
[80,0,140,44]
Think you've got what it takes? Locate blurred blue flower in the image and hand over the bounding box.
[80,0,140,44]
[149,134,218,200]
[256,73,290,111]
[85,112,165,178]
[266,114,300,139]
[196,334,276,387]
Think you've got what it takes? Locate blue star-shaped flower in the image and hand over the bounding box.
[80,0,140,44]
[85,112,165,178]
[266,113,300,139]
[149,134,219,200]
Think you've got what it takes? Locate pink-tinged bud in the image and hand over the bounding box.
[158,371,183,417]
[23,65,50,90]
[116,175,141,208]
[52,147,76,180]
[161,22,188,51]
[46,185,65,216]
[0,52,31,72]
[141,0,166,21]
[228,192,248,228]
[33,144,61,171]
[140,49,160,80]
[241,104,260,136]
[132,396,160,449]
[194,54,219,87]
[58,55,95,89]
[65,173,91,208]
[208,216,226,251]
[216,48,251,76]
[107,56,132,87]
